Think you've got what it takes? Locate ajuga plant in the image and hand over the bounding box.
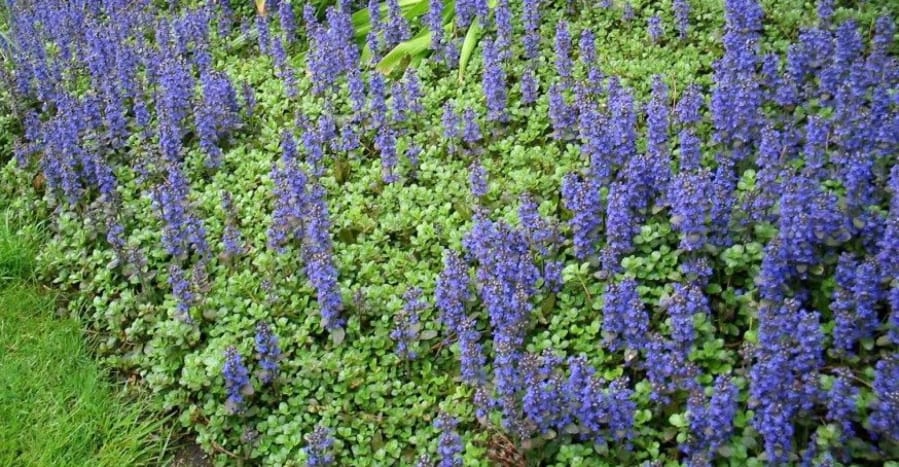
[3,0,899,465]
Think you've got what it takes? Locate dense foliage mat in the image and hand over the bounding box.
[3,0,899,465]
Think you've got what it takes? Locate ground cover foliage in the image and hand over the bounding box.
[3,0,899,465]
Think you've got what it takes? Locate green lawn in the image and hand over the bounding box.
[0,209,171,467]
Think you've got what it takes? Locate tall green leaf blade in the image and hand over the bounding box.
[457,20,482,82]
[376,29,432,75]
[453,0,496,81]
[0,31,12,63]
[356,0,456,64]
[352,0,430,39]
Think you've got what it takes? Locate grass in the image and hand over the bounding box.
[0,207,173,467]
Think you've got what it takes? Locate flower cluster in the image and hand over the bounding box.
[151,163,209,260]
[674,0,691,39]
[749,300,824,464]
[522,0,542,60]
[518,193,559,257]
[426,0,445,53]
[482,38,507,122]
[554,21,572,81]
[196,70,241,168]
[303,425,335,466]
[643,336,699,402]
[684,376,739,464]
[434,413,463,467]
[302,183,345,330]
[832,254,882,354]
[602,278,649,353]
[278,1,297,43]
[870,356,899,442]
[268,132,344,329]
[463,218,541,425]
[565,356,636,445]
[223,346,252,414]
[220,191,244,260]
[712,0,764,155]
[435,251,471,335]
[449,317,482,386]
[254,322,281,384]
[468,161,488,199]
[391,288,425,361]
[826,370,858,443]
[305,4,357,95]
[662,283,708,351]
[668,170,713,252]
[561,173,602,260]
[648,16,663,43]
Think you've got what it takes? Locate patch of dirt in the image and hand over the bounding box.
[171,440,212,467]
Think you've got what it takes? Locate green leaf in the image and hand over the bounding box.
[668,413,688,428]
[376,29,432,75]
[352,0,430,39]
[0,30,17,63]
[563,424,581,434]
[457,19,482,82]
[717,445,734,458]
[331,327,346,346]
